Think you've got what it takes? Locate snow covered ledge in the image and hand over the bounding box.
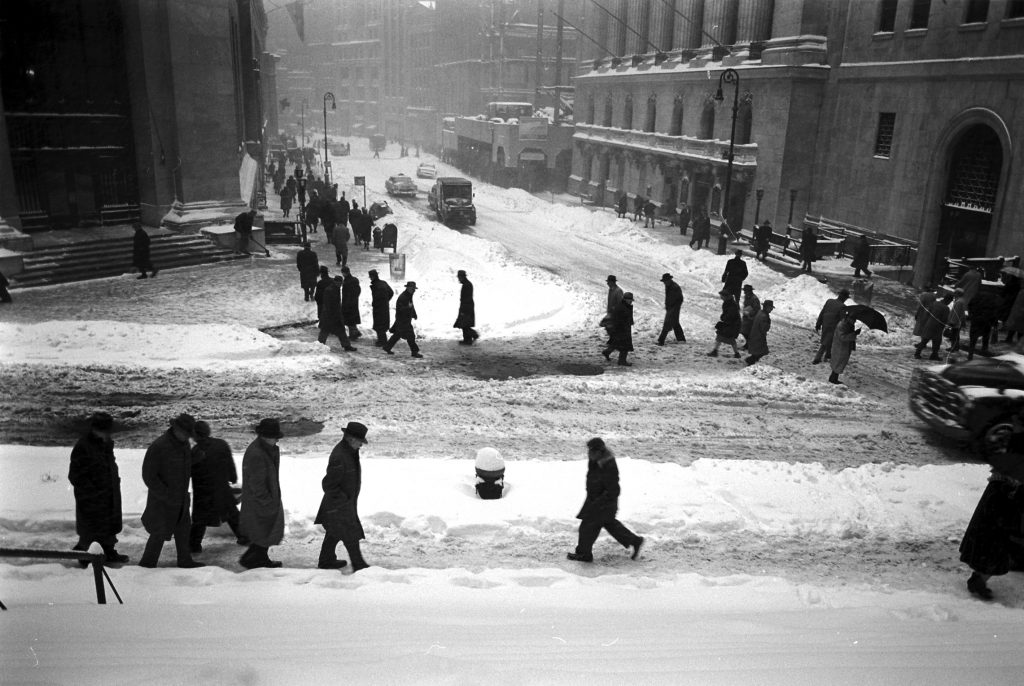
[161,199,252,233]
[200,222,266,251]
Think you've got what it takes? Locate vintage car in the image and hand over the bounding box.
[368,201,393,220]
[908,352,1024,455]
[329,142,350,156]
[416,162,437,179]
[385,174,417,196]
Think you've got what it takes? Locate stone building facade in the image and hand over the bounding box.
[0,0,271,234]
[570,0,1022,285]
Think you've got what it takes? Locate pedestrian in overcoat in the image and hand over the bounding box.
[296,242,319,301]
[280,185,293,218]
[657,273,686,345]
[959,425,1024,600]
[947,289,968,353]
[139,413,204,568]
[632,195,644,221]
[454,269,478,344]
[234,209,256,255]
[315,421,371,571]
[238,418,286,569]
[914,293,952,360]
[745,300,774,366]
[828,308,860,383]
[616,194,628,219]
[800,227,818,273]
[368,269,394,346]
[850,234,872,278]
[753,221,772,261]
[813,289,849,364]
[721,250,748,304]
[384,281,422,357]
[955,267,983,305]
[69,412,127,564]
[313,266,331,321]
[566,437,644,563]
[381,222,398,253]
[189,421,246,553]
[678,203,690,236]
[601,292,635,367]
[740,284,761,348]
[998,275,1020,344]
[333,222,350,267]
[132,223,157,279]
[967,290,1000,360]
[602,275,624,343]
[340,266,363,340]
[708,290,742,358]
[913,287,940,338]
[318,276,355,351]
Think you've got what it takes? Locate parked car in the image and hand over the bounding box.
[909,352,1024,456]
[368,201,393,220]
[416,162,437,179]
[385,174,417,196]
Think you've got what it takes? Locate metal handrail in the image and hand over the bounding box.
[0,547,123,608]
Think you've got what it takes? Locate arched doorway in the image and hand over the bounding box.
[935,124,1002,277]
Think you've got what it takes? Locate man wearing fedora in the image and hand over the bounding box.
[239,418,287,569]
[189,421,247,554]
[69,411,128,565]
[656,273,686,346]
[315,421,371,572]
[601,291,635,367]
[384,281,423,358]
[139,413,205,568]
[454,269,478,345]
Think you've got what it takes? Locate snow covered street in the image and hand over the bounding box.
[1,142,1022,684]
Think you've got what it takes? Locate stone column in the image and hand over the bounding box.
[626,0,646,55]
[701,0,738,50]
[583,0,603,65]
[730,0,774,61]
[650,0,672,52]
[675,0,703,52]
[606,0,628,56]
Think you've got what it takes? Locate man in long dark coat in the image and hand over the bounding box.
[740,284,761,349]
[745,300,774,366]
[313,266,331,321]
[189,421,246,554]
[234,209,256,255]
[132,223,157,279]
[813,289,850,364]
[239,419,286,569]
[139,413,204,568]
[677,203,690,236]
[656,273,686,346]
[753,221,772,261]
[914,293,952,360]
[708,290,742,358]
[384,281,423,357]
[340,266,363,340]
[368,269,394,346]
[69,412,128,565]
[318,276,355,351]
[967,290,1000,361]
[603,275,624,344]
[296,242,319,301]
[315,421,371,571]
[850,234,872,278]
[566,437,643,563]
[800,226,818,273]
[721,250,748,304]
[601,292,635,367]
[381,222,398,253]
[454,269,478,345]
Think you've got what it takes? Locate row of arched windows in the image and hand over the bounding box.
[585,92,753,144]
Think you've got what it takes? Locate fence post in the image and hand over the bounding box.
[92,557,107,604]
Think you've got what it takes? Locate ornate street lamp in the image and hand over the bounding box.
[714,68,740,230]
[323,92,336,184]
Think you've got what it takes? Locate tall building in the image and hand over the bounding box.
[0,0,271,236]
[570,0,1022,285]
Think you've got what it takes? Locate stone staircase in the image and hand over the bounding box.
[9,233,248,288]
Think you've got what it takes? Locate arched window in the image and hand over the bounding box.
[603,97,613,126]
[645,95,657,132]
[670,96,684,136]
[623,95,634,130]
[700,99,715,139]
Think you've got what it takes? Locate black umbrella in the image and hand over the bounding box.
[844,304,888,333]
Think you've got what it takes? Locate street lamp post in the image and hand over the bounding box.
[714,68,740,234]
[323,92,336,184]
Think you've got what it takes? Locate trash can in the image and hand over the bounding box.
[389,253,406,281]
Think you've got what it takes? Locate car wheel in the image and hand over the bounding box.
[979,417,1015,457]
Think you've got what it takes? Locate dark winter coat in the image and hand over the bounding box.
[830,317,857,374]
[960,474,1024,577]
[746,309,772,357]
[664,280,683,311]
[238,437,285,548]
[740,293,761,339]
[132,229,151,268]
[816,297,846,336]
[715,299,741,340]
[969,290,1001,329]
[190,437,239,527]
[919,299,950,342]
[576,452,621,522]
[319,280,344,333]
[314,438,365,542]
[955,269,983,304]
[382,223,398,249]
[850,236,871,270]
[913,291,938,337]
[341,274,362,325]
[314,275,332,319]
[370,278,394,332]
[721,257,748,291]
[800,229,818,263]
[607,300,634,352]
[754,223,772,252]
[390,290,418,336]
[141,429,195,539]
[234,211,254,234]
[280,186,293,212]
[296,249,320,289]
[455,278,475,328]
[68,432,123,540]
[606,284,624,321]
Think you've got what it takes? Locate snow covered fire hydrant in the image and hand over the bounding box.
[474,447,505,500]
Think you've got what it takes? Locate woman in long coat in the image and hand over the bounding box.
[601,292,634,366]
[567,437,643,563]
[315,422,370,571]
[744,300,774,366]
[238,419,286,569]
[959,428,1024,600]
[828,309,860,384]
[708,291,742,358]
[740,285,761,347]
[69,412,127,563]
